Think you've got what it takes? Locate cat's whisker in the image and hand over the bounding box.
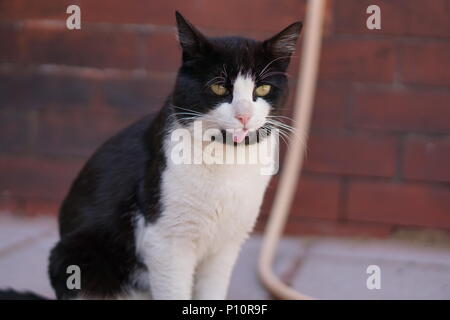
[171,114,238,129]
[268,118,298,130]
[274,124,299,135]
[267,115,297,124]
[205,76,226,87]
[259,71,291,81]
[258,55,292,79]
[262,124,290,148]
[277,129,298,150]
[169,112,203,118]
[171,105,203,115]
[267,120,299,135]
[273,127,301,142]
[266,120,303,144]
[222,64,228,78]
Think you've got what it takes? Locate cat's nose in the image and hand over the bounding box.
[235,115,250,126]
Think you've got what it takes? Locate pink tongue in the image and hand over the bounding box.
[233,129,249,143]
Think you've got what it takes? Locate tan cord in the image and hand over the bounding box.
[258,0,326,300]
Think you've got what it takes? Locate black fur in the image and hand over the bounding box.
[0,289,47,300]
[49,111,168,299]
[47,12,301,299]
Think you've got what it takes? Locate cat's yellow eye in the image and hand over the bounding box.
[210,84,228,96]
[255,84,271,97]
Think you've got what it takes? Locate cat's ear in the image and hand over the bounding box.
[175,11,209,58]
[264,22,303,57]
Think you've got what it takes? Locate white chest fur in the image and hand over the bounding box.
[136,134,276,299]
[158,135,274,257]
[162,157,270,254]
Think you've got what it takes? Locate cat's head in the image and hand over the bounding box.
[171,11,302,145]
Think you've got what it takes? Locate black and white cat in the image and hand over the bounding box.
[48,12,302,300]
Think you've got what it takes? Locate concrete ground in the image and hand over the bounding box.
[0,214,449,299]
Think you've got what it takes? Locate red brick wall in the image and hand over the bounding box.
[1,0,449,237]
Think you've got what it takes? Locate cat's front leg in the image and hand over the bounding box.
[142,232,196,300]
[193,242,242,300]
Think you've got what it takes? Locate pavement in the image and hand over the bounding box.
[0,213,449,299]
